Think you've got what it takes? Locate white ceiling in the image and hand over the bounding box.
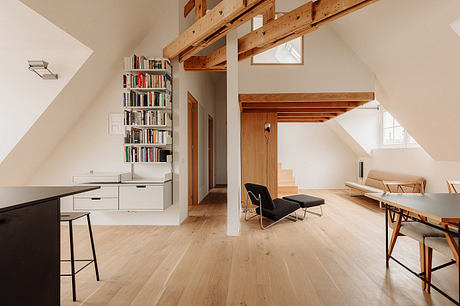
[330,0,460,161]
[0,0,92,163]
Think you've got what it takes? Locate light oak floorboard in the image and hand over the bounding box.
[60,188,455,305]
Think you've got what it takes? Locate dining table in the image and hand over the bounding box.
[367,192,460,305]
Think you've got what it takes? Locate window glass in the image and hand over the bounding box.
[251,14,303,65]
[381,110,419,147]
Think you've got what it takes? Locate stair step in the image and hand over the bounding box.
[278,185,299,195]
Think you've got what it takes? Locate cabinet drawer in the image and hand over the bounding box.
[119,185,164,210]
[73,186,118,199]
[73,198,118,210]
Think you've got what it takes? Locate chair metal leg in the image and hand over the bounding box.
[68,220,76,302]
[86,214,100,281]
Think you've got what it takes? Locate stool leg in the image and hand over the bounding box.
[86,214,100,281]
[69,220,77,302]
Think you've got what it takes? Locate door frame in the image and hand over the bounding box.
[208,115,214,190]
[188,92,199,206]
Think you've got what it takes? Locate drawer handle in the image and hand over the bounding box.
[91,197,101,201]
[136,185,146,188]
[0,219,5,225]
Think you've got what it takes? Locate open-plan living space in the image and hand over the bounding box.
[2,0,460,305]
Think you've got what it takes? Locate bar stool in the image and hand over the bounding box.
[60,212,100,301]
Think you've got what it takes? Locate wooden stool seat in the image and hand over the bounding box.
[60,212,89,222]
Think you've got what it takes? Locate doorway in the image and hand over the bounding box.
[208,115,214,190]
[188,92,198,206]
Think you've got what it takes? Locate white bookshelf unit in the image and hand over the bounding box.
[122,55,173,164]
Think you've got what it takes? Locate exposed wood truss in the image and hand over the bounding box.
[165,0,273,63]
[240,92,375,123]
[184,0,380,71]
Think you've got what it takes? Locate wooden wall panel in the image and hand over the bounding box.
[241,112,278,201]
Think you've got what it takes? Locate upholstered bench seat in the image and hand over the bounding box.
[397,222,446,243]
[282,194,325,220]
[256,198,300,221]
[282,194,325,208]
[425,236,459,258]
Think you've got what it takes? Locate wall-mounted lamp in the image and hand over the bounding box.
[264,123,271,133]
[28,60,58,80]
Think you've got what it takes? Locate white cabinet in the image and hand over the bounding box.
[74,198,118,210]
[119,181,172,211]
[72,173,172,212]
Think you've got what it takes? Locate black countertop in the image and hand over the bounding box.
[0,186,99,213]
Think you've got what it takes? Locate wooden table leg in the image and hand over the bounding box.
[443,224,459,265]
[388,211,403,259]
[419,242,426,290]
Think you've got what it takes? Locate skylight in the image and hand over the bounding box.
[450,17,460,37]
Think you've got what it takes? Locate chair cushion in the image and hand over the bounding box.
[345,181,383,193]
[425,236,459,258]
[256,198,300,221]
[396,222,445,243]
[282,194,324,208]
[245,183,275,210]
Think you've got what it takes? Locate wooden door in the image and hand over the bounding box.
[208,115,214,190]
[188,92,198,206]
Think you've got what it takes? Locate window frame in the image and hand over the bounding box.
[250,13,304,66]
[379,107,419,149]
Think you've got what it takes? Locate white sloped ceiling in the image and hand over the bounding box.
[0,0,160,184]
[330,0,460,161]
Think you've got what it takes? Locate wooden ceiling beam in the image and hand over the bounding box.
[164,0,271,62]
[277,112,338,117]
[263,0,275,24]
[242,108,348,113]
[184,0,380,71]
[278,116,332,120]
[195,0,207,20]
[184,0,195,18]
[183,56,227,71]
[239,92,374,103]
[278,119,326,123]
[241,101,364,109]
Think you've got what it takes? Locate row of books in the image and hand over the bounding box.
[124,110,171,126]
[123,73,171,89]
[124,129,171,145]
[123,91,170,108]
[124,147,171,163]
[123,55,170,70]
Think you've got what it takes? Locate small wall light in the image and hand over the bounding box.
[28,60,58,79]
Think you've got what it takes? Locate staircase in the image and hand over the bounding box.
[278,163,299,195]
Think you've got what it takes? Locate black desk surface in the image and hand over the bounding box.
[0,186,99,213]
[367,193,460,222]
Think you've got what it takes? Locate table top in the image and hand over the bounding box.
[366,193,460,223]
[0,186,99,213]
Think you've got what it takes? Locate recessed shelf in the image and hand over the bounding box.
[123,106,171,110]
[124,69,170,75]
[124,125,171,130]
[126,87,170,92]
[123,144,171,147]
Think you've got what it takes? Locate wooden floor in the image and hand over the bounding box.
[61,188,457,305]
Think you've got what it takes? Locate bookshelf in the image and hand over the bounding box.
[123,55,172,164]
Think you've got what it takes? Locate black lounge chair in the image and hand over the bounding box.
[244,183,300,229]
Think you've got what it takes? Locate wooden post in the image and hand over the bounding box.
[195,0,206,20]
[227,29,241,236]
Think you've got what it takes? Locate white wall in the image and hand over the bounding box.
[363,148,460,193]
[27,0,217,225]
[333,101,380,156]
[331,0,460,161]
[238,26,374,93]
[278,123,358,189]
[0,0,92,164]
